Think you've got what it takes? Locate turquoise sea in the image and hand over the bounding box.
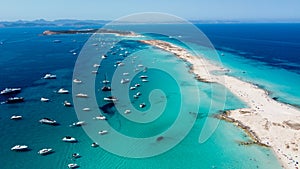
[1,24,299,168]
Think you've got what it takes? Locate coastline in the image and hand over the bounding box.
[140,40,300,169]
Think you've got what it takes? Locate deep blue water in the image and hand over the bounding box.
[1,24,299,168]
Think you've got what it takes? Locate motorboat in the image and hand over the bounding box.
[73,79,82,84]
[137,64,144,67]
[133,95,138,99]
[136,92,141,96]
[140,103,146,108]
[76,93,88,98]
[102,80,110,84]
[124,109,131,114]
[72,121,85,127]
[101,86,111,91]
[98,130,108,135]
[141,79,148,82]
[62,136,77,143]
[57,88,69,94]
[93,64,100,68]
[135,83,140,87]
[43,74,56,79]
[92,70,98,74]
[103,96,117,102]
[6,97,24,104]
[11,145,28,151]
[68,163,79,169]
[53,40,61,43]
[64,100,72,107]
[11,115,22,120]
[140,75,148,79]
[93,115,106,120]
[91,142,99,147]
[82,107,90,111]
[0,88,21,95]
[39,118,57,125]
[40,97,50,102]
[72,153,81,158]
[130,86,136,90]
[121,78,130,84]
[123,72,129,76]
[101,55,107,59]
[38,148,53,155]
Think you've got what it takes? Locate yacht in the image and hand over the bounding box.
[101,55,107,59]
[6,97,24,104]
[103,96,118,102]
[76,93,88,98]
[73,79,82,84]
[91,142,99,147]
[134,83,140,87]
[11,115,22,120]
[93,115,106,120]
[38,148,53,155]
[101,86,111,91]
[57,88,69,94]
[72,121,85,127]
[39,118,57,125]
[11,145,29,151]
[43,74,56,79]
[140,103,146,108]
[0,88,21,95]
[98,130,108,135]
[64,100,72,107]
[130,86,136,90]
[68,163,79,169]
[40,97,50,102]
[62,136,77,143]
[121,78,130,84]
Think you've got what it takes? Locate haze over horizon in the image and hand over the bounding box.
[1,0,300,22]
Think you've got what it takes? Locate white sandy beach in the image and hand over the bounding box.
[141,40,300,169]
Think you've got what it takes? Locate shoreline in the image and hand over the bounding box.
[140,40,300,169]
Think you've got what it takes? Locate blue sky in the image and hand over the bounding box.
[1,0,300,21]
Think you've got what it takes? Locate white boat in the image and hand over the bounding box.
[68,163,79,169]
[62,136,77,143]
[72,153,80,158]
[123,72,129,76]
[93,64,100,68]
[0,88,21,95]
[101,55,107,59]
[136,92,141,96]
[39,118,57,125]
[102,80,110,84]
[57,88,69,94]
[76,93,88,98]
[38,148,53,155]
[43,74,56,79]
[82,107,90,111]
[11,115,22,120]
[140,75,148,79]
[124,110,131,114]
[98,130,108,135]
[140,103,146,108]
[72,121,85,127]
[11,145,28,151]
[117,62,125,67]
[91,142,99,147]
[73,79,82,84]
[141,79,148,82]
[92,70,98,74]
[121,78,130,84]
[93,115,106,120]
[103,96,118,102]
[133,95,138,99]
[40,97,50,102]
[135,83,140,87]
[64,100,72,107]
[130,86,136,90]
[6,97,24,104]
[137,64,144,67]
